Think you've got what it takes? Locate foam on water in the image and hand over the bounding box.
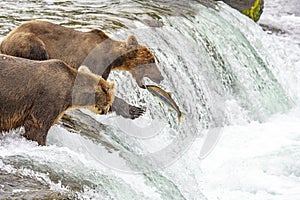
[201,108,300,199]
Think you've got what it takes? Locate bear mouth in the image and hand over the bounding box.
[139,74,163,89]
[138,77,147,89]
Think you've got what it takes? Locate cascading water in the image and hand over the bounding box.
[0,0,299,199]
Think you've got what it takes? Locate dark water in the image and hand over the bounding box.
[0,0,214,36]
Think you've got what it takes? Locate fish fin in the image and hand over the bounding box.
[169,108,175,112]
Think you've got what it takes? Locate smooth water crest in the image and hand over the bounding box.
[0,0,299,199]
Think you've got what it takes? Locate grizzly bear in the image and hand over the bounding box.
[0,20,164,119]
[0,54,115,145]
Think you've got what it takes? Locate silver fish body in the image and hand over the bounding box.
[146,85,183,121]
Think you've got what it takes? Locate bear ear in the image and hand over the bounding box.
[127,35,138,48]
[78,65,92,73]
[109,81,115,91]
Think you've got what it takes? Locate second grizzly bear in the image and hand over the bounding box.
[0,54,115,145]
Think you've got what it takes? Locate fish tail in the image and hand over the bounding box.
[178,112,185,122]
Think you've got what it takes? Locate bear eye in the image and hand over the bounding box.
[149,58,155,64]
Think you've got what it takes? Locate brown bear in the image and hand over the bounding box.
[0,54,115,145]
[0,20,164,119]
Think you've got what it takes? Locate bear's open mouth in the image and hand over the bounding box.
[140,77,147,89]
[140,74,151,89]
[138,73,164,89]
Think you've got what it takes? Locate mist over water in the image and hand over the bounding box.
[0,0,300,199]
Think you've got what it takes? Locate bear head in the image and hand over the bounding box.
[114,35,164,88]
[72,66,115,114]
[95,77,115,114]
[85,34,164,88]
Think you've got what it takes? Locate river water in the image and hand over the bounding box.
[0,0,299,199]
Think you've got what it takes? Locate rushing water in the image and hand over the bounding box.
[0,0,300,199]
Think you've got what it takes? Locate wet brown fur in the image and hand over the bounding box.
[0,20,163,85]
[0,54,114,145]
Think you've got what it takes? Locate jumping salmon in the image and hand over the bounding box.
[146,85,183,122]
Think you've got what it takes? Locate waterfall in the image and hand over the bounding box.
[0,0,299,199]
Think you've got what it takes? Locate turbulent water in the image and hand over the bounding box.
[0,0,300,199]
